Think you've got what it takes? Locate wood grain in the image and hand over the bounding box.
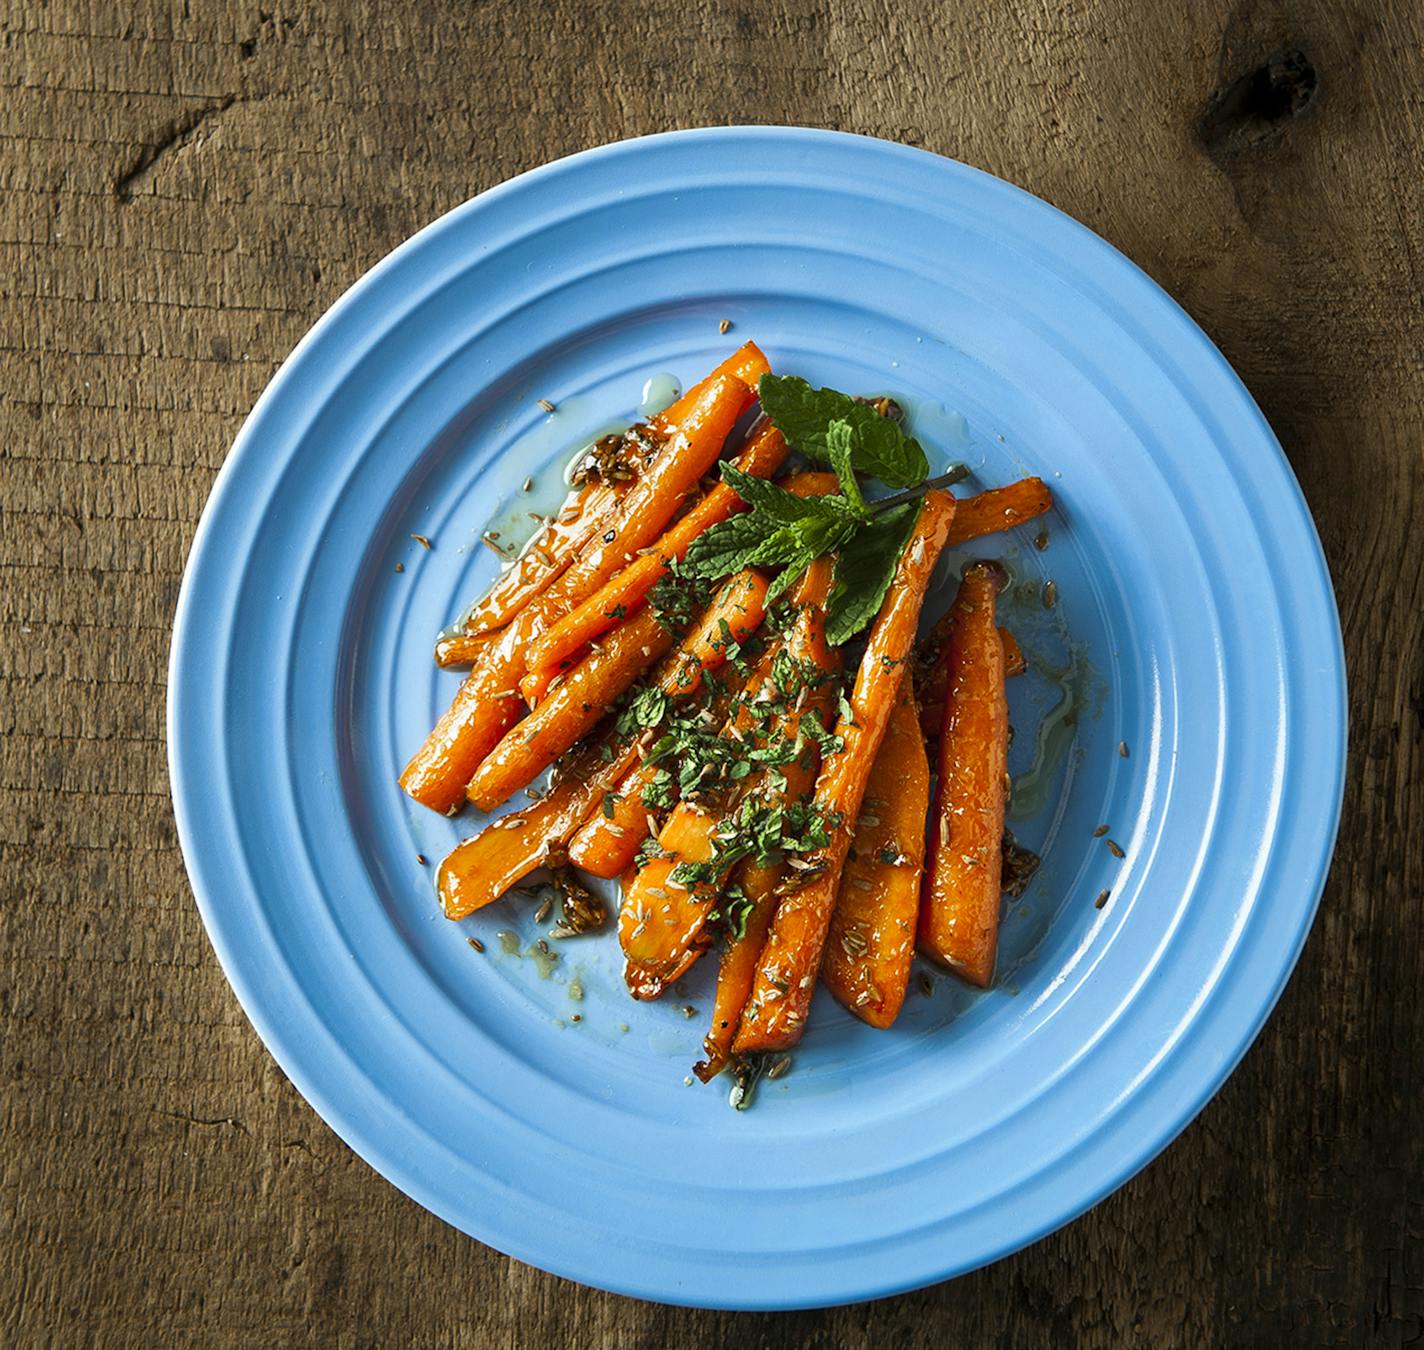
[3,0,1420,1344]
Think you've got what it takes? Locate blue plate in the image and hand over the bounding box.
[168,128,1346,1309]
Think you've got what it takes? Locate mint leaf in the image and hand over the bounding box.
[681,513,776,578]
[827,500,922,645]
[759,375,929,488]
[825,420,866,515]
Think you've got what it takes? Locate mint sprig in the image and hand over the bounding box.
[758,375,930,488]
[680,384,965,643]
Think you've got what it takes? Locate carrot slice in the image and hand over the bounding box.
[526,422,789,677]
[694,668,839,1075]
[648,341,770,434]
[733,490,958,1053]
[946,478,1051,546]
[919,561,1009,986]
[567,760,663,879]
[821,669,929,1027]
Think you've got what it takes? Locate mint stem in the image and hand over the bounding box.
[868,465,969,513]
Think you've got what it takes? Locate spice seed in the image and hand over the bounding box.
[521,476,534,493]
[467,936,485,952]
[1092,825,1109,838]
[393,562,404,573]
[719,318,732,334]
[416,853,427,865]
[534,898,552,925]
[537,398,556,413]
[410,533,432,549]
[681,1005,696,1018]
[1034,527,1049,551]
[1105,838,1126,859]
[1119,740,1130,758]
[1094,889,1110,910]
[767,1055,791,1080]
[1042,579,1058,610]
[917,971,934,997]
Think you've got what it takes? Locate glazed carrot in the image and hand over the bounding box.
[399,621,528,814]
[437,736,641,918]
[468,569,770,811]
[821,669,929,1027]
[919,621,1022,738]
[434,631,492,668]
[733,490,958,1053]
[648,341,770,434]
[568,759,664,879]
[526,423,789,676]
[459,347,768,640]
[620,560,837,999]
[919,561,1010,986]
[439,572,774,910]
[466,607,675,812]
[460,478,626,638]
[945,478,1052,546]
[694,662,839,1075]
[568,669,739,879]
[404,375,751,812]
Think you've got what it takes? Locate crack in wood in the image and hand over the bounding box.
[114,96,238,202]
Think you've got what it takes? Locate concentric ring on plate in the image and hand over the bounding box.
[169,128,1344,1308]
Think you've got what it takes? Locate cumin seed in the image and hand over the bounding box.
[1105,838,1125,859]
[1042,579,1058,610]
[1119,740,1130,758]
[537,398,556,413]
[415,854,427,865]
[410,533,431,550]
[719,318,731,334]
[393,562,404,573]
[1092,824,1109,838]
[534,898,552,925]
[1095,888,1111,909]
[522,476,534,493]
[766,1055,791,1080]
[467,936,485,952]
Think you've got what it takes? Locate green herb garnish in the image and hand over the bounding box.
[681,379,965,643]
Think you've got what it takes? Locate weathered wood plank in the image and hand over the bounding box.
[2,0,1420,1344]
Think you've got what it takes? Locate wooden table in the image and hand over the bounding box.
[5,2,1420,1343]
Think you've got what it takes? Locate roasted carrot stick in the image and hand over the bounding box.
[647,341,770,433]
[733,490,958,1053]
[919,621,1022,738]
[620,559,837,998]
[460,477,626,639]
[399,621,529,814]
[404,374,751,812]
[946,478,1052,546]
[919,561,1009,986]
[694,669,839,1075]
[821,669,928,1027]
[467,569,770,811]
[567,759,665,879]
[439,572,779,913]
[465,608,674,813]
[434,631,493,668]
[437,736,641,919]
[526,423,789,677]
[459,346,768,640]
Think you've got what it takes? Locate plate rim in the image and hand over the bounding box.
[168,125,1347,1309]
